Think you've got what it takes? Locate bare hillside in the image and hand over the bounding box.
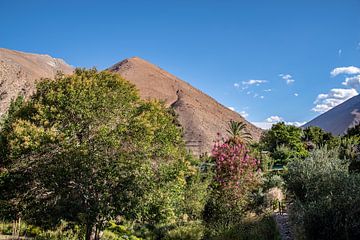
[0,48,73,116]
[108,57,262,155]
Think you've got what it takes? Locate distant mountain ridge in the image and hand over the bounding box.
[303,94,360,135]
[0,48,262,155]
[0,48,73,116]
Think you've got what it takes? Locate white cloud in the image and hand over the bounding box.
[286,121,306,127]
[279,74,295,84]
[239,110,249,118]
[252,122,273,129]
[312,88,359,113]
[233,83,240,88]
[260,96,265,99]
[330,66,360,76]
[227,107,249,118]
[338,49,342,56]
[264,89,272,92]
[252,116,305,130]
[242,79,267,85]
[266,115,283,123]
[342,75,360,89]
[294,93,299,97]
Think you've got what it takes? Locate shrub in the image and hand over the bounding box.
[203,138,261,238]
[286,148,360,240]
[164,221,204,240]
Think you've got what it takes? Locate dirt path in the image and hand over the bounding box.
[274,213,293,240]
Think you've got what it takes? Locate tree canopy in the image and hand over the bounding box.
[0,69,202,240]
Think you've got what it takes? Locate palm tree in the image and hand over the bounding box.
[226,120,252,144]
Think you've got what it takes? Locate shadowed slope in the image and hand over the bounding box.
[303,94,360,135]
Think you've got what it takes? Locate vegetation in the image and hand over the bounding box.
[0,70,280,239]
[0,69,211,240]
[285,148,360,240]
[259,122,308,165]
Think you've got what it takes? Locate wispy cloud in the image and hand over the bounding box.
[242,79,267,85]
[239,110,249,118]
[338,49,342,57]
[264,89,272,92]
[227,107,249,118]
[330,66,360,76]
[312,88,358,113]
[294,93,299,97]
[279,74,295,84]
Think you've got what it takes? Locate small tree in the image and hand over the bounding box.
[204,136,260,236]
[226,120,252,144]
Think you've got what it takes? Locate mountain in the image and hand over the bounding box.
[303,94,360,135]
[0,48,262,155]
[0,48,73,116]
[108,57,262,155]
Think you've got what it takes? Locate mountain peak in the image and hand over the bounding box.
[109,57,262,155]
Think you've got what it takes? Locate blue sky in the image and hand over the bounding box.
[1,0,360,128]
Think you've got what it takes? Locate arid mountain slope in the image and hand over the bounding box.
[0,48,73,116]
[108,57,262,155]
[303,94,360,135]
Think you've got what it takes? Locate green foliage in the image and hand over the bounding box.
[260,122,308,164]
[226,120,252,144]
[285,148,360,240]
[302,126,338,149]
[345,123,360,137]
[163,221,204,240]
[0,69,205,239]
[206,215,280,240]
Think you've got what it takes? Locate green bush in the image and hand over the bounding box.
[208,215,280,240]
[286,148,360,240]
[164,221,204,240]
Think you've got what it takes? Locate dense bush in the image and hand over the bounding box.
[285,148,360,240]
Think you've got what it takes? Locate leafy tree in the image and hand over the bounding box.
[226,120,252,144]
[302,126,338,149]
[259,122,308,164]
[0,69,200,240]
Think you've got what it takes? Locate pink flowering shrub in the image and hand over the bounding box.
[211,137,261,200]
[203,137,262,236]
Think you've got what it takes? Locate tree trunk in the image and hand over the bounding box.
[85,223,93,240]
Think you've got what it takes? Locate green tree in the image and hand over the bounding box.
[0,69,199,240]
[302,126,338,149]
[259,122,308,164]
[226,120,252,144]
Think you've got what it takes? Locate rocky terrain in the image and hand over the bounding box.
[0,48,73,116]
[303,94,360,135]
[108,57,262,155]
